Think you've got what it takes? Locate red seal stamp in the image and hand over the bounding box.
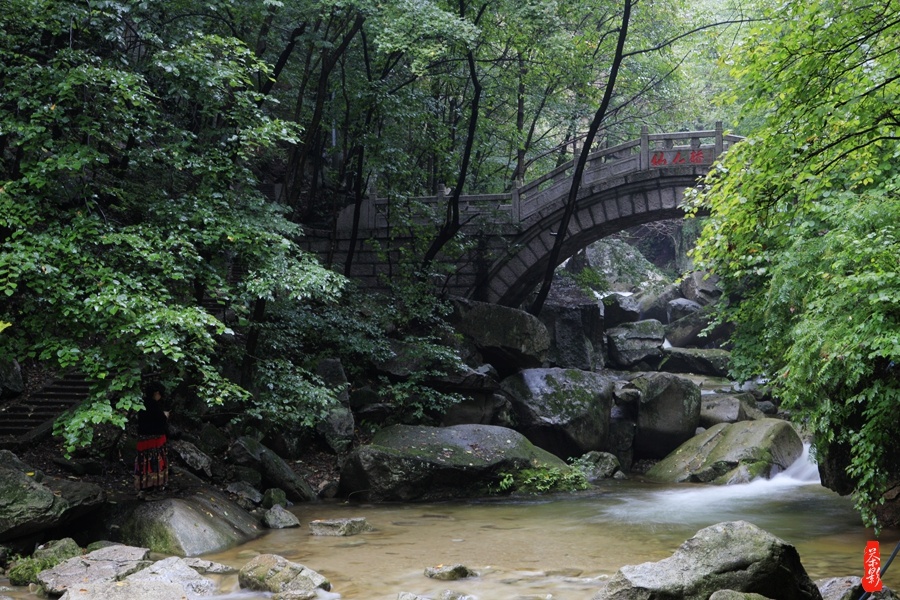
[863,541,882,592]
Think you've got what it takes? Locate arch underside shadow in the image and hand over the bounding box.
[475,172,705,307]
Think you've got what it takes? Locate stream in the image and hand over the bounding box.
[2,446,898,598]
[197,446,900,599]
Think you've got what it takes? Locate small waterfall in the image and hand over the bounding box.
[770,442,820,484]
[599,444,824,526]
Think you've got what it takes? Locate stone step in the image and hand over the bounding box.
[0,372,91,447]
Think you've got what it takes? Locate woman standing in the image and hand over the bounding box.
[134,381,170,493]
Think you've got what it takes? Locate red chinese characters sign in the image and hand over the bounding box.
[863,541,882,592]
[649,150,706,167]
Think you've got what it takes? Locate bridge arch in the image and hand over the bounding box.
[472,168,707,307]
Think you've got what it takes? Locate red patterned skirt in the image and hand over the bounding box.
[134,434,168,491]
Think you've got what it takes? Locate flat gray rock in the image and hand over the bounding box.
[308,517,373,536]
[182,557,236,574]
[38,545,152,596]
[264,504,301,529]
[58,579,187,600]
[126,556,217,595]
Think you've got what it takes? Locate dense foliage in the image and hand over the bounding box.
[0,0,343,450]
[690,0,900,527]
[0,0,755,459]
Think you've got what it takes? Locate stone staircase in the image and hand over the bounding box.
[0,372,91,448]
[0,270,249,449]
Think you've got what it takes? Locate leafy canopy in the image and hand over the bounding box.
[689,0,900,527]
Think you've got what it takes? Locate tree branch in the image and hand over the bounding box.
[529,0,632,315]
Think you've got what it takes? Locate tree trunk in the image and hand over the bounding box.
[240,298,267,390]
[529,0,632,316]
[421,49,482,270]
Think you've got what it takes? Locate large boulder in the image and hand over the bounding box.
[700,392,766,428]
[238,554,331,597]
[681,270,723,306]
[500,368,615,459]
[539,299,604,371]
[664,309,733,349]
[602,293,642,328]
[607,415,637,471]
[646,419,804,484]
[119,486,261,556]
[338,424,569,501]
[0,451,106,544]
[636,282,682,324]
[655,347,732,378]
[817,424,900,529]
[449,299,550,376]
[441,391,510,427]
[168,440,213,478]
[310,359,355,454]
[316,404,355,455]
[606,320,666,368]
[577,451,621,482]
[592,521,822,600]
[667,298,703,322]
[229,436,316,501]
[627,373,701,459]
[581,238,669,294]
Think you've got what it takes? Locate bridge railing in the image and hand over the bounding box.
[336,123,741,231]
[513,123,740,221]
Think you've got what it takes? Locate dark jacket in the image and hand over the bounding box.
[137,398,168,436]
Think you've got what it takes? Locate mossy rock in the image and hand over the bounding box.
[8,557,55,586]
[7,538,81,585]
[120,487,261,556]
[338,424,570,501]
[646,419,803,484]
[33,538,81,564]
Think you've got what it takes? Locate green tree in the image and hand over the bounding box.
[689,0,900,528]
[0,0,343,452]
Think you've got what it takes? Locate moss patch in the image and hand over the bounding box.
[8,556,56,586]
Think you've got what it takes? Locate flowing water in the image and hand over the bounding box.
[3,447,898,599]
[193,446,899,599]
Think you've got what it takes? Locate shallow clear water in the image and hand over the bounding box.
[192,450,899,600]
[2,449,898,599]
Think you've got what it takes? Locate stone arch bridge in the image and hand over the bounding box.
[299,124,742,308]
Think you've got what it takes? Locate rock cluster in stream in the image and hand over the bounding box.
[3,520,894,600]
[1,263,894,596]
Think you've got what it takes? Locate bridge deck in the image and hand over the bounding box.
[334,124,742,234]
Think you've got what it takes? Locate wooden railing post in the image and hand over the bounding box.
[715,121,724,157]
[640,125,649,170]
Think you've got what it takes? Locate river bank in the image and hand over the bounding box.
[4,441,898,600]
